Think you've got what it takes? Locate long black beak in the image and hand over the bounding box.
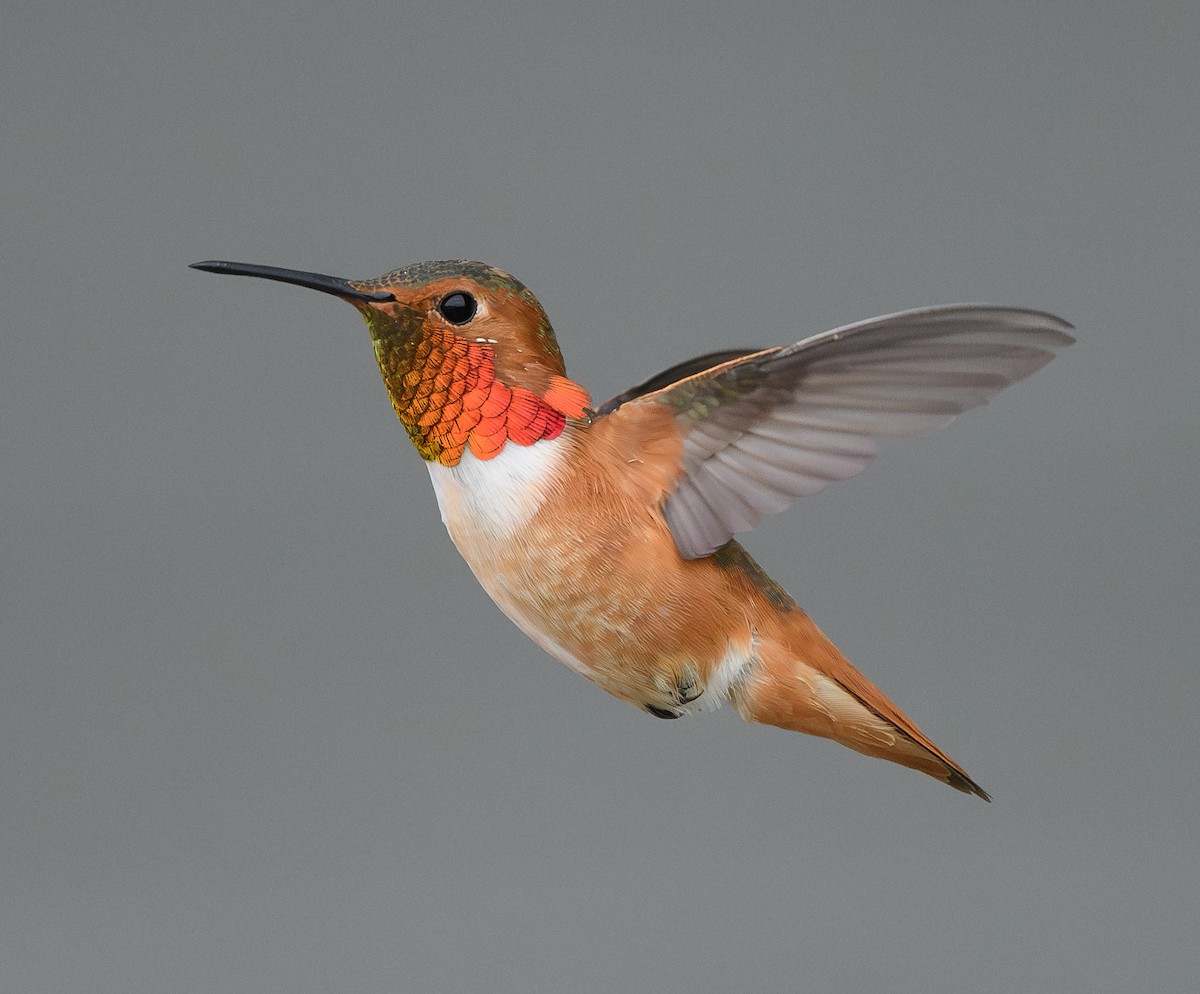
[189,260,395,303]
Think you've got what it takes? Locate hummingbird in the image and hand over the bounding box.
[192,258,1074,800]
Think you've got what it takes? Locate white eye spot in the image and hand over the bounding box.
[472,337,498,344]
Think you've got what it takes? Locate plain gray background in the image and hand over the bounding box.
[4,3,1198,992]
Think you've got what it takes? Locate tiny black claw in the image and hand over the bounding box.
[644,704,680,720]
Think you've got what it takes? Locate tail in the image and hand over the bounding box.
[729,619,991,801]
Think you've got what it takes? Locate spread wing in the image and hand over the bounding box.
[603,305,1074,560]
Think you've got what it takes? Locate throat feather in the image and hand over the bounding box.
[373,327,588,466]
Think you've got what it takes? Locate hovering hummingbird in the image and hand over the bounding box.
[192,258,1074,799]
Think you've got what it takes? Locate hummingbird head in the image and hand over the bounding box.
[191,260,592,465]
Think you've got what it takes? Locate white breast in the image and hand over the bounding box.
[423,436,597,679]
[424,436,570,540]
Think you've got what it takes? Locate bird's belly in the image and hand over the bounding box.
[447,509,755,714]
[476,575,606,682]
[462,533,669,695]
[479,562,754,716]
[424,441,755,713]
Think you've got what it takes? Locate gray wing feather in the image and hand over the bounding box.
[659,305,1074,559]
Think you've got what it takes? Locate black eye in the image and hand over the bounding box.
[438,291,477,325]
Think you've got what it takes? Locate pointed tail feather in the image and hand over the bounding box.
[731,632,991,800]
